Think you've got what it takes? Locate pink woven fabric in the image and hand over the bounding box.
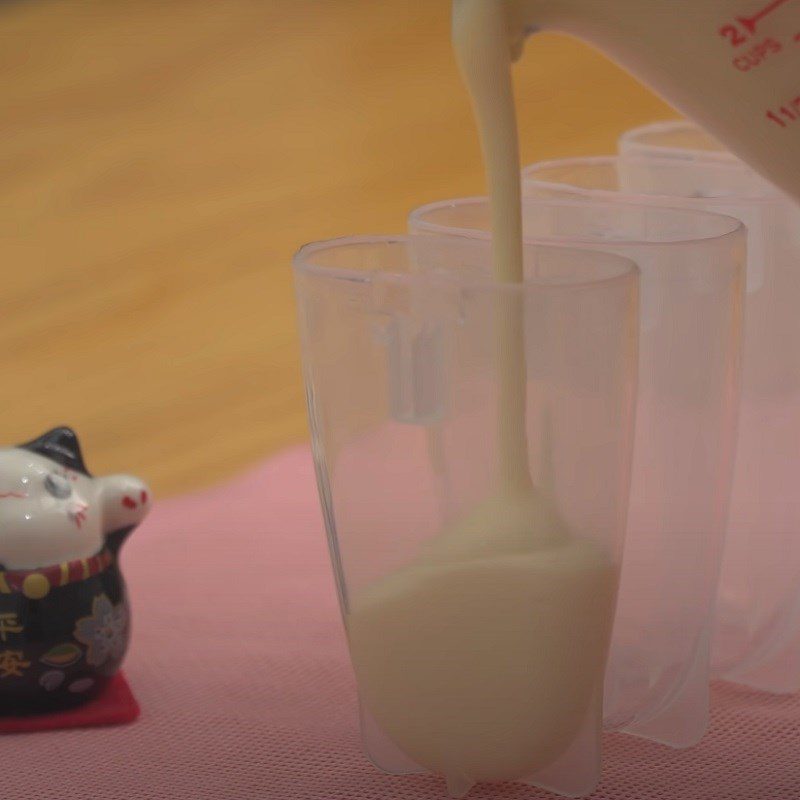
[4,445,799,799]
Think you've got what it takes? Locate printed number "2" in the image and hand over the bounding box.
[719,24,747,46]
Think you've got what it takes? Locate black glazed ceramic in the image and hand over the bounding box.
[0,533,132,712]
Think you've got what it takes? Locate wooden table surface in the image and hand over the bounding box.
[0,0,672,496]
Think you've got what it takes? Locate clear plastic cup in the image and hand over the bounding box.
[294,235,639,798]
[618,122,778,202]
[409,198,746,747]
[618,119,734,163]
[525,150,800,694]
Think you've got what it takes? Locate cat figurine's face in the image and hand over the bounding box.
[0,429,150,570]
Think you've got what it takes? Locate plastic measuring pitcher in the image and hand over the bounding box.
[523,151,800,694]
[409,198,746,748]
[294,235,639,798]
[495,0,800,200]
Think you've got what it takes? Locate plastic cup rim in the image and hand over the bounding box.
[292,234,640,294]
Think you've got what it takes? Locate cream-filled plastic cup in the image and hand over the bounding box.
[294,235,639,798]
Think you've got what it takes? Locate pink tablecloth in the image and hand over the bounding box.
[5,446,800,800]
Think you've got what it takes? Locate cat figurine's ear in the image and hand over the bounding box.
[18,426,91,477]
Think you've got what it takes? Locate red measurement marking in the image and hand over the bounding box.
[767,96,800,127]
[795,32,800,41]
[738,0,794,33]
[720,23,748,45]
[0,492,26,500]
[733,36,783,69]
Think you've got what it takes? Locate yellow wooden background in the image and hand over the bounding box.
[0,0,673,496]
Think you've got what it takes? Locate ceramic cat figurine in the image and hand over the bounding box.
[0,427,150,713]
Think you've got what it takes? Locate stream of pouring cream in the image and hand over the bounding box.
[452,0,531,493]
[345,3,617,796]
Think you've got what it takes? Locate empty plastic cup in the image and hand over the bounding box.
[618,119,734,163]
[526,145,800,694]
[409,197,746,748]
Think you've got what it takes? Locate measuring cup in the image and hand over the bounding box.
[525,149,800,694]
[496,0,800,200]
[409,198,746,748]
[294,235,639,798]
